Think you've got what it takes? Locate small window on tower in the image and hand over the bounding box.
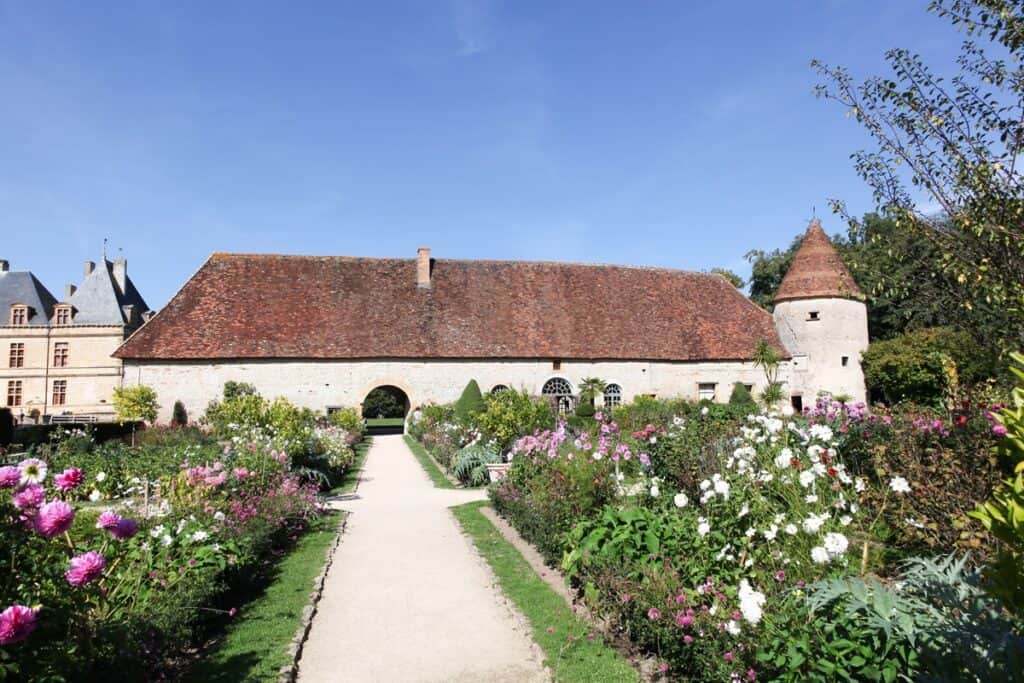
[552,360,562,371]
[841,356,849,367]
[808,311,820,321]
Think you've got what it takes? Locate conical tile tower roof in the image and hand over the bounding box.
[773,221,863,304]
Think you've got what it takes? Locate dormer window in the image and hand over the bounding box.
[807,311,820,321]
[55,305,72,325]
[10,305,28,325]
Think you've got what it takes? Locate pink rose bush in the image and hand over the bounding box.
[0,605,38,646]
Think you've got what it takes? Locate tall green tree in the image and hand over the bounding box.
[813,0,1024,357]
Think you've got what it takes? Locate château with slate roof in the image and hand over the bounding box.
[113,222,868,423]
[1,256,152,422]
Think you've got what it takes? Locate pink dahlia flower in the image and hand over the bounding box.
[0,466,21,488]
[17,458,47,485]
[65,551,106,587]
[111,518,138,540]
[13,484,46,511]
[34,500,75,538]
[96,510,122,531]
[54,467,85,492]
[0,605,38,645]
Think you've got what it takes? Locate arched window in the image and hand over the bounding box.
[542,377,574,415]
[603,383,622,408]
[491,384,510,394]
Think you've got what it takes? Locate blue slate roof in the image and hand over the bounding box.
[0,270,58,325]
[68,260,151,325]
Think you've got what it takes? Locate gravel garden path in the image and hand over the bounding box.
[297,435,548,683]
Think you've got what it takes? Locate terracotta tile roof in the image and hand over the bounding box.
[114,253,786,362]
[773,222,864,304]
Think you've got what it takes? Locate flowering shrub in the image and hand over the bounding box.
[802,394,1008,560]
[488,391,1021,681]
[490,418,620,563]
[0,430,321,679]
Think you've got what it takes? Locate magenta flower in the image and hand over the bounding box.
[34,500,75,538]
[677,615,693,628]
[993,424,1008,437]
[684,635,694,644]
[54,467,85,492]
[65,551,106,587]
[0,466,21,488]
[13,484,45,510]
[659,662,669,673]
[111,517,138,540]
[724,652,734,662]
[647,607,661,620]
[96,510,122,531]
[621,593,632,603]
[0,605,39,645]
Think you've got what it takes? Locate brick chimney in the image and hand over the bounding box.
[112,258,127,294]
[417,247,432,289]
[83,261,95,278]
[0,260,8,273]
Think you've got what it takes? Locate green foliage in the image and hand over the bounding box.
[362,387,406,418]
[204,393,268,433]
[862,328,997,405]
[113,385,159,424]
[754,339,785,406]
[452,442,500,486]
[814,0,1024,357]
[171,400,188,426]
[222,380,258,400]
[969,352,1024,613]
[745,234,801,310]
[710,267,745,289]
[728,382,755,407]
[759,555,1023,682]
[474,389,554,453]
[455,379,486,421]
[611,395,691,434]
[574,399,596,418]
[577,377,607,405]
[327,407,365,436]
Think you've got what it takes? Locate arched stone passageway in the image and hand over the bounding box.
[361,385,410,435]
[361,385,410,419]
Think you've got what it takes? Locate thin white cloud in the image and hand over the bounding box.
[453,0,494,56]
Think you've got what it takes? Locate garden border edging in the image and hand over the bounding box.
[277,513,348,683]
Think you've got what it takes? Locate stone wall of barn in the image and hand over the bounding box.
[121,358,792,423]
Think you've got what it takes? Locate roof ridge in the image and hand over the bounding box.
[206,251,718,277]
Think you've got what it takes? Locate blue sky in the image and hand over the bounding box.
[1,1,962,308]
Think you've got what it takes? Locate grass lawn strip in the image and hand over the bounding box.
[329,437,372,495]
[364,417,406,428]
[403,434,457,489]
[451,501,640,683]
[189,512,345,682]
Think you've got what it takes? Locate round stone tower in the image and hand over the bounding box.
[772,220,869,405]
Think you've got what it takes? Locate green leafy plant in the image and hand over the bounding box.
[728,382,755,407]
[113,385,159,445]
[452,442,500,486]
[171,400,188,427]
[760,555,1024,682]
[455,380,486,421]
[969,352,1024,612]
[754,339,785,406]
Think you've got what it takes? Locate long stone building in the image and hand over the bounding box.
[2,256,151,422]
[113,222,867,423]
